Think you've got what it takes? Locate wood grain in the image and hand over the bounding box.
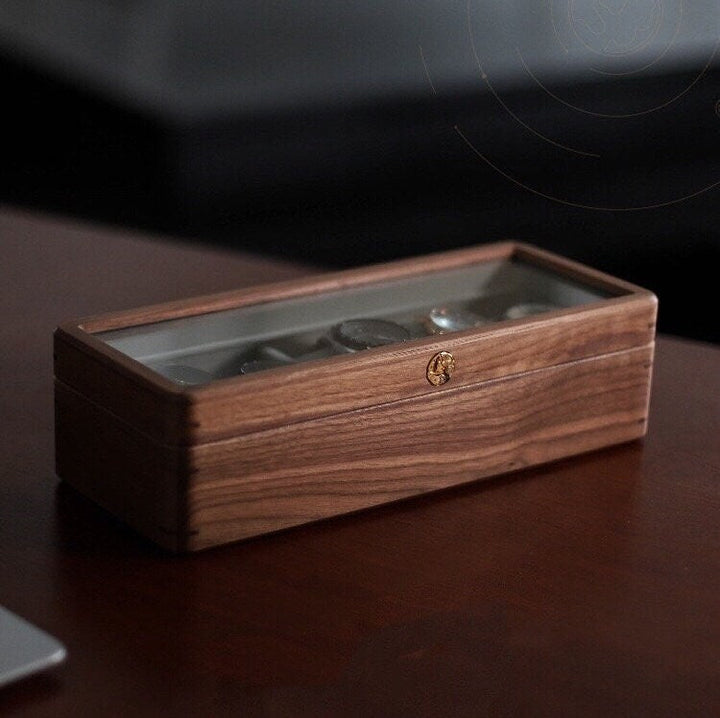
[55,342,653,551]
[186,344,652,549]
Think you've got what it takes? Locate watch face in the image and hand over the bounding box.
[504,302,558,320]
[239,340,338,374]
[330,319,411,350]
[425,306,487,334]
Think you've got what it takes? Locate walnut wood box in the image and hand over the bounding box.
[54,242,657,552]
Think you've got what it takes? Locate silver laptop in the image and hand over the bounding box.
[0,605,66,687]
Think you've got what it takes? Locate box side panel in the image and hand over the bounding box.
[186,343,654,550]
[54,380,188,552]
[54,328,187,445]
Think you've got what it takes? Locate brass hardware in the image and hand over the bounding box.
[427,351,455,386]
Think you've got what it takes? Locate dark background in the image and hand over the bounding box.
[2,3,719,343]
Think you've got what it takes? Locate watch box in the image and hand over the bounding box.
[54,242,657,552]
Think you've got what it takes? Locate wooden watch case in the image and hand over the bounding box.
[54,242,657,551]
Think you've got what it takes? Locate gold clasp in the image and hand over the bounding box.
[426,351,455,386]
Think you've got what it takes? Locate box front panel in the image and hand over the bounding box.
[185,344,653,550]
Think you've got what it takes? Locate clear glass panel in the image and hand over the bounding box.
[97,256,612,385]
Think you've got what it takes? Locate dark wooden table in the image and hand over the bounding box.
[1,207,719,717]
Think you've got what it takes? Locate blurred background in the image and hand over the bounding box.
[1,1,718,342]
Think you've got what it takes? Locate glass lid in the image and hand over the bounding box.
[97,255,612,386]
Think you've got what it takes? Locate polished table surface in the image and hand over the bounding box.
[1,207,719,716]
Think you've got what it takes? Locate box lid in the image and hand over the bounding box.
[54,242,657,446]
